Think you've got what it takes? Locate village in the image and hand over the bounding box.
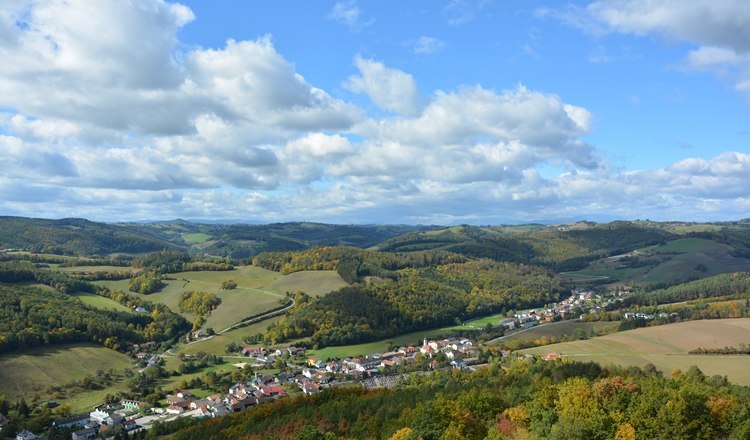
[2,288,631,440]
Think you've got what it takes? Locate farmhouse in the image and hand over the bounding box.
[242,345,266,357]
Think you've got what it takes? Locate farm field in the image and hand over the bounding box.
[561,238,750,287]
[520,318,750,385]
[491,320,620,345]
[264,270,347,297]
[72,291,133,313]
[56,265,134,274]
[0,344,135,411]
[181,233,212,244]
[173,315,285,356]
[95,266,286,331]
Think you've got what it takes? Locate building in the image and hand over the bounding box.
[71,427,98,440]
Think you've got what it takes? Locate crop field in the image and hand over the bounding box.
[0,344,135,410]
[520,318,750,385]
[264,270,347,297]
[561,238,750,287]
[96,266,286,331]
[72,291,133,313]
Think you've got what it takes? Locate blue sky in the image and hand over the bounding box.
[0,0,749,224]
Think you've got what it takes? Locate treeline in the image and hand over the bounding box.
[263,259,566,347]
[690,344,750,355]
[252,246,466,283]
[0,284,189,353]
[627,272,750,306]
[178,291,221,316]
[132,251,233,273]
[169,359,750,440]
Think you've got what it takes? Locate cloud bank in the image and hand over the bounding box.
[0,0,748,223]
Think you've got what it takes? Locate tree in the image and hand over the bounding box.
[221,280,238,290]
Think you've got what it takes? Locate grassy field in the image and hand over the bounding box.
[72,291,133,313]
[265,270,347,297]
[0,344,135,411]
[182,233,212,244]
[96,266,285,331]
[173,315,285,356]
[57,265,134,274]
[491,320,620,345]
[561,238,750,287]
[520,318,750,385]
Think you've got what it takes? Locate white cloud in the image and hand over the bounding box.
[551,1,750,100]
[444,0,491,26]
[345,56,422,116]
[0,1,747,224]
[412,36,445,55]
[326,1,373,32]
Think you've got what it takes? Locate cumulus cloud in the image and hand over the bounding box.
[345,56,422,116]
[547,0,750,99]
[0,0,747,223]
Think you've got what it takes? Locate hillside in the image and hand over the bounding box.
[562,238,750,288]
[122,221,438,258]
[0,216,179,256]
[374,221,677,271]
[520,319,750,385]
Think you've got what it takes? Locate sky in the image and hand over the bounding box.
[0,0,749,225]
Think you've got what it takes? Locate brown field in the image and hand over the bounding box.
[520,319,750,385]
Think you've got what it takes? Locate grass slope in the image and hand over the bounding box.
[72,291,133,313]
[96,266,285,331]
[562,238,750,287]
[0,344,134,410]
[491,320,620,345]
[520,318,750,384]
[264,270,347,297]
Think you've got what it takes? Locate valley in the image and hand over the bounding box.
[2,217,750,439]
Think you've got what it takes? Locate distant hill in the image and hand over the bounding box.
[0,216,179,256]
[122,221,439,259]
[374,221,677,270]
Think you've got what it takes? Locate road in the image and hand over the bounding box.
[160,288,295,357]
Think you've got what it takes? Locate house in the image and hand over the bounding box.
[261,385,286,397]
[177,390,195,399]
[120,399,143,411]
[301,381,321,395]
[209,404,230,417]
[242,345,266,357]
[166,405,184,415]
[16,430,39,440]
[307,359,326,369]
[543,352,561,361]
[287,346,306,356]
[52,414,89,429]
[71,427,98,440]
[89,409,111,423]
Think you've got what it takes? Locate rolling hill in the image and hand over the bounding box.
[0,216,179,255]
[520,318,750,385]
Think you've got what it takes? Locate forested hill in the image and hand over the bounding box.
[374,222,678,271]
[0,216,179,256]
[254,248,566,347]
[122,221,439,259]
[168,360,750,440]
